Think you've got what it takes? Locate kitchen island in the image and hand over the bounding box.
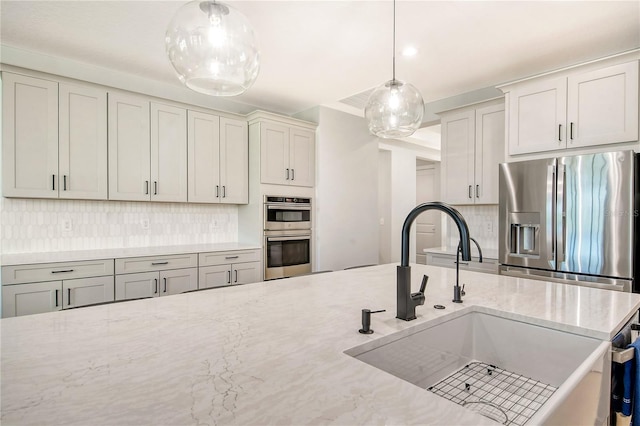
[1,264,639,425]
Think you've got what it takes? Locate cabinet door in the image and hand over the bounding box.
[59,83,108,200]
[2,73,58,198]
[187,110,220,203]
[2,281,62,318]
[115,271,158,300]
[232,261,262,285]
[289,127,315,187]
[63,276,114,309]
[442,110,475,204]
[199,264,232,289]
[567,61,639,148]
[108,92,151,201]
[508,77,567,155]
[260,122,290,185]
[151,102,187,202]
[219,117,248,204]
[159,268,198,296]
[475,104,505,204]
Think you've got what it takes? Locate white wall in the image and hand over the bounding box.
[314,107,379,271]
[380,143,419,264]
[378,151,391,264]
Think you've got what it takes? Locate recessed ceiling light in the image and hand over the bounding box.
[402,46,418,57]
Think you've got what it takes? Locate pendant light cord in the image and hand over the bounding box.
[392,0,396,82]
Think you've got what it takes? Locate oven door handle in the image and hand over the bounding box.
[267,236,311,242]
[266,205,311,211]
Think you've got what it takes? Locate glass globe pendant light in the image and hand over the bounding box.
[364,0,424,138]
[165,0,260,96]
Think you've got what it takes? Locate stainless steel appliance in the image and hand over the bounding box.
[263,196,312,280]
[499,150,638,292]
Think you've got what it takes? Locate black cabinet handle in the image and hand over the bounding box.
[145,181,149,195]
[67,288,71,305]
[52,269,74,274]
[154,278,158,294]
[225,256,239,260]
[286,168,290,180]
[227,271,231,284]
[216,185,219,198]
[163,278,167,293]
[468,185,472,199]
[222,186,226,198]
[234,270,238,283]
[558,124,562,142]
[63,175,67,191]
[55,289,59,307]
[151,262,169,266]
[570,122,574,140]
[154,181,158,195]
[291,169,295,181]
[52,174,56,191]
[476,184,479,198]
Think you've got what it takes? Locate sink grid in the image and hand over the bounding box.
[427,361,557,425]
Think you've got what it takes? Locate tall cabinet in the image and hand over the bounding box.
[440,100,505,205]
[2,72,108,199]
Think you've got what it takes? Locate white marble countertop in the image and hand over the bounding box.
[1,242,262,266]
[424,246,499,259]
[1,264,638,425]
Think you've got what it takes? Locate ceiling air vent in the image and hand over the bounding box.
[339,88,374,110]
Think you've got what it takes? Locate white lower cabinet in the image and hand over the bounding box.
[115,268,197,300]
[199,250,261,289]
[1,259,115,318]
[2,276,114,318]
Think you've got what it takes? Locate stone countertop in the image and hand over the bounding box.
[1,264,638,425]
[424,246,499,259]
[1,242,262,266]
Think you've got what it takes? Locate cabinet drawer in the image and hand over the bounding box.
[2,259,114,285]
[115,253,197,274]
[199,250,260,267]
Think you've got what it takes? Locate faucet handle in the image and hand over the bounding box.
[419,274,429,293]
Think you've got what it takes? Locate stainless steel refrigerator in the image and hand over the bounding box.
[498,150,638,292]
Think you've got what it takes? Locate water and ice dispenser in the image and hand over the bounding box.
[508,213,540,257]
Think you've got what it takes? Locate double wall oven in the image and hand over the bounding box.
[263,196,312,280]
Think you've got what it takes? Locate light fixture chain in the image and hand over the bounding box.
[392,0,396,82]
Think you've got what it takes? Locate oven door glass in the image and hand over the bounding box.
[266,237,310,267]
[265,206,311,224]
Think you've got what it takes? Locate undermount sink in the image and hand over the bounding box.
[345,308,611,425]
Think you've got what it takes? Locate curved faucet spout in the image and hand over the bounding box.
[397,202,471,321]
[400,202,471,265]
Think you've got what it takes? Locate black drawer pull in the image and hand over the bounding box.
[151,262,169,266]
[225,256,239,260]
[52,269,74,274]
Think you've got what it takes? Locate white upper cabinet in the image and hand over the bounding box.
[219,117,248,204]
[258,119,315,187]
[503,60,639,155]
[59,83,108,199]
[187,111,248,204]
[441,101,505,205]
[260,121,290,185]
[187,110,221,203]
[566,61,639,148]
[151,102,187,202]
[2,72,108,200]
[109,95,189,202]
[2,73,59,198]
[108,92,151,201]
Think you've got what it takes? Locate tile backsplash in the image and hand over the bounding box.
[445,205,499,254]
[0,198,238,254]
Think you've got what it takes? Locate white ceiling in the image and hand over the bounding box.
[1,1,639,118]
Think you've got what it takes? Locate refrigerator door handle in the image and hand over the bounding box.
[557,164,567,264]
[547,164,556,262]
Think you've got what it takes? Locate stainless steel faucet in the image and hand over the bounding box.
[397,202,471,321]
